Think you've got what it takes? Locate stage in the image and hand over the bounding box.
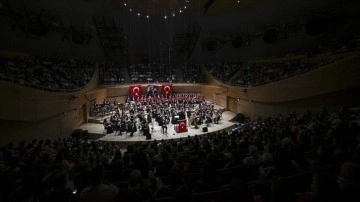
[77,110,237,144]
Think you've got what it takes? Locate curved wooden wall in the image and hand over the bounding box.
[0,66,100,145]
[206,51,360,103]
[204,51,360,118]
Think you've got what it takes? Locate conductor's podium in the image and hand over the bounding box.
[174,119,187,133]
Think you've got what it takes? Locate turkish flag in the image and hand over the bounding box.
[161,83,173,97]
[129,85,142,100]
[177,119,187,133]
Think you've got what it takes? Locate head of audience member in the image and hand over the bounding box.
[90,164,105,185]
[128,169,143,189]
[337,161,360,194]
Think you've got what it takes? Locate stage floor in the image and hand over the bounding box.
[77,110,237,143]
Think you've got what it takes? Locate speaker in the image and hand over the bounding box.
[202,127,208,132]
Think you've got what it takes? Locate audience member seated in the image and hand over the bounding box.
[40,168,74,202]
[79,164,119,202]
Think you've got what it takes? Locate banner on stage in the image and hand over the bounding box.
[176,119,187,133]
[129,84,142,100]
[161,83,173,97]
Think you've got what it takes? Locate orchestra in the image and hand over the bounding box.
[92,93,224,137]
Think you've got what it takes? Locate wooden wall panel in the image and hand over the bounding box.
[226,52,360,102]
[0,66,99,121]
[228,87,360,119]
[173,84,202,93]
[201,85,228,107]
[0,108,83,147]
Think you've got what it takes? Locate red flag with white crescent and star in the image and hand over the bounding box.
[177,119,187,133]
[129,84,142,100]
[161,83,173,97]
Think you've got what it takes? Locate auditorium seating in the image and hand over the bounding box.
[1,101,359,202]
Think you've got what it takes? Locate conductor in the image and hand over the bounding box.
[144,123,151,140]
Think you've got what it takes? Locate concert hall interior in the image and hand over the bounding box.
[1,0,360,202]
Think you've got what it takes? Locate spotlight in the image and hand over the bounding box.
[124,3,127,6]
[179,10,182,13]
[164,15,167,19]
[146,15,149,19]
[129,8,132,12]
[137,13,140,16]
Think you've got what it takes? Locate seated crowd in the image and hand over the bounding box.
[128,64,178,83]
[181,64,205,83]
[99,62,125,84]
[0,55,95,91]
[231,60,320,86]
[206,62,242,83]
[1,105,359,202]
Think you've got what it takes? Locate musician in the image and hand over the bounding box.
[143,122,151,140]
[205,115,212,127]
[129,105,135,115]
[110,114,118,125]
[103,119,113,134]
[128,120,137,137]
[186,109,191,119]
[92,101,99,116]
[146,114,152,124]
[162,116,169,135]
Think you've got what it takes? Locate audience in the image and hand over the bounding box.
[99,62,125,84]
[0,55,95,91]
[79,164,119,202]
[128,64,178,83]
[181,64,205,83]
[232,60,321,86]
[0,105,359,202]
[206,62,242,83]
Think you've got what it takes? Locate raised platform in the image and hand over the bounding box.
[77,110,237,146]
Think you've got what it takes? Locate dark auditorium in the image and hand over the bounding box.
[1,0,360,202]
